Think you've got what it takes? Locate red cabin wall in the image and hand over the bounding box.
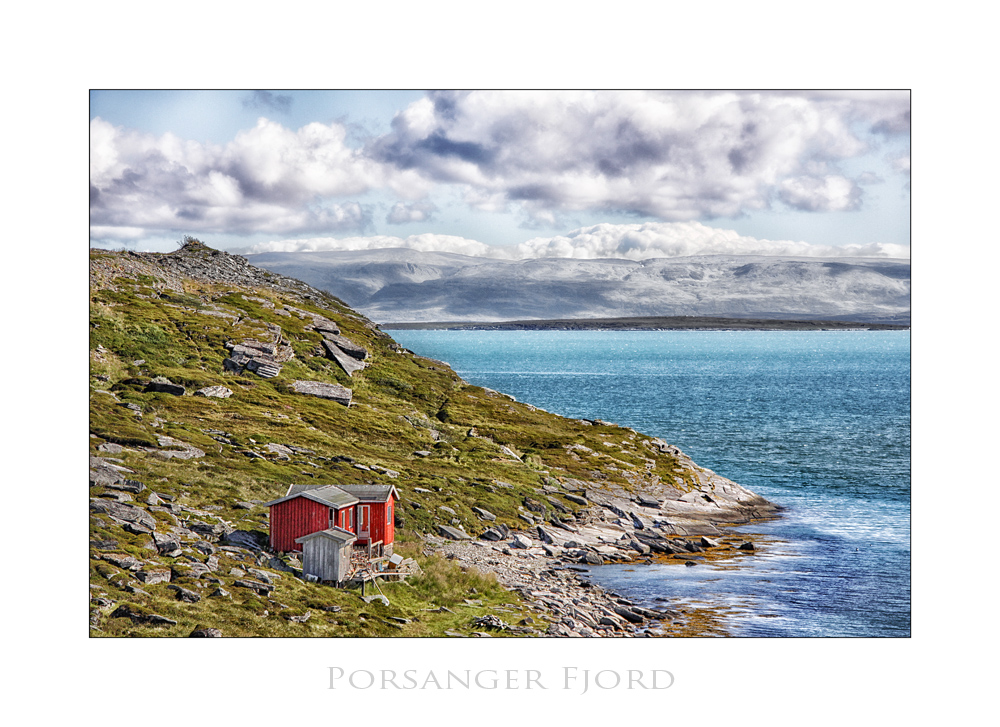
[269,497,331,552]
[357,499,395,546]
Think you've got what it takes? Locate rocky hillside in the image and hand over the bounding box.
[89,240,780,637]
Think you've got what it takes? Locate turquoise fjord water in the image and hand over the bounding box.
[389,329,911,637]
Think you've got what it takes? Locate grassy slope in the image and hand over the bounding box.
[88,245,700,637]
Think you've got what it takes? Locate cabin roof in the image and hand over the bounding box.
[263,484,359,509]
[295,526,357,544]
[336,484,400,502]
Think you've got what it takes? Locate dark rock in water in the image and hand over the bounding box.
[683,540,704,553]
[738,542,755,551]
[700,536,720,548]
[437,525,471,540]
[613,606,645,624]
[291,380,352,406]
[684,560,698,567]
[146,377,186,396]
[190,626,223,637]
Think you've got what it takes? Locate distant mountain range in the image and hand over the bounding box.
[245,248,911,325]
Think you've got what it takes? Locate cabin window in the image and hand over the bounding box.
[387,502,392,525]
[329,508,335,529]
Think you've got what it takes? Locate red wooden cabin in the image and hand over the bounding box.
[264,484,359,553]
[264,483,399,554]
[337,484,399,551]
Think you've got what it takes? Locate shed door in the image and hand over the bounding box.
[358,505,370,538]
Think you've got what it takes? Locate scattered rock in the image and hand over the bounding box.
[190,627,223,637]
[136,568,171,585]
[437,525,471,540]
[472,506,496,521]
[738,542,755,551]
[168,585,202,603]
[195,385,233,398]
[510,534,533,549]
[145,377,186,396]
[291,380,352,406]
[110,604,177,626]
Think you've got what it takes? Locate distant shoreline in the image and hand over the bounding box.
[380,315,911,332]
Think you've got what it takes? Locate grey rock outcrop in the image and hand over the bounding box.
[292,380,353,406]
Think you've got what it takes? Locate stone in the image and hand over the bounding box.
[414,450,432,457]
[97,442,124,454]
[536,526,555,545]
[471,614,509,631]
[700,536,720,548]
[209,588,231,599]
[101,553,142,571]
[222,529,267,550]
[233,579,273,595]
[685,560,698,567]
[480,528,504,542]
[510,534,533,549]
[190,627,223,637]
[292,380,353,406]
[286,611,312,623]
[637,494,662,508]
[581,552,604,566]
[472,506,496,521]
[168,585,202,603]
[146,377,186,396]
[738,542,755,551]
[523,497,546,513]
[564,493,588,506]
[136,568,171,585]
[438,505,457,516]
[612,606,645,624]
[437,525,471,540]
[109,604,177,626]
[322,339,367,376]
[90,499,156,532]
[195,385,233,398]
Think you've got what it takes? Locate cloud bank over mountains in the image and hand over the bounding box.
[90,91,910,245]
[243,221,909,261]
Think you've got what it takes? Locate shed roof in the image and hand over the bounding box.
[336,484,400,502]
[295,526,357,544]
[263,484,359,509]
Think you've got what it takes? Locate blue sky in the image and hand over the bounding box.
[90,90,910,259]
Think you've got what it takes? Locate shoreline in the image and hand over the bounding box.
[380,315,910,332]
[428,445,782,637]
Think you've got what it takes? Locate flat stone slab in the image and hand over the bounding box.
[195,385,233,398]
[291,380,352,406]
[437,525,471,540]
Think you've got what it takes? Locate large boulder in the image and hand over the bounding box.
[90,499,156,532]
[437,525,471,540]
[145,377,186,396]
[291,380,352,406]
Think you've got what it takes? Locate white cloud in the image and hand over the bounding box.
[371,90,910,223]
[89,117,389,239]
[245,221,909,260]
[386,201,437,224]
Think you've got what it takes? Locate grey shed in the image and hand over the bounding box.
[295,527,357,583]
